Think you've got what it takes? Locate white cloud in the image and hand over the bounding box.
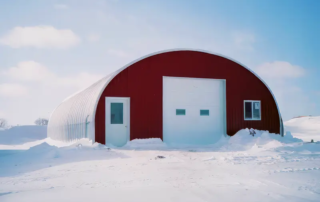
[87,33,100,42]
[3,61,54,82]
[2,61,103,91]
[256,61,305,79]
[0,61,103,124]
[54,4,68,10]
[58,72,104,90]
[263,79,315,120]
[253,61,313,120]
[0,26,81,49]
[232,31,255,51]
[0,83,28,97]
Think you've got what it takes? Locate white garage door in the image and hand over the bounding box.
[163,76,226,145]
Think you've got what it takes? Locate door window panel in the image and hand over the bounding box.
[111,103,123,124]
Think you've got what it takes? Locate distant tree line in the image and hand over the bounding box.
[34,118,49,126]
[0,118,7,128]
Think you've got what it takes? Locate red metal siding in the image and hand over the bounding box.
[95,51,280,144]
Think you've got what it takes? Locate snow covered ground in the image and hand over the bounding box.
[285,116,320,142]
[0,127,320,202]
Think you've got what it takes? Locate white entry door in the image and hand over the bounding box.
[105,97,130,147]
[163,77,226,145]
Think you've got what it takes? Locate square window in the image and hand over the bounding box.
[244,101,261,120]
[111,103,123,124]
[176,109,185,115]
[200,109,209,116]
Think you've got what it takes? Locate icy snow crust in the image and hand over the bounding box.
[0,128,320,202]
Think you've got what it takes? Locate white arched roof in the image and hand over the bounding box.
[47,73,115,141]
[47,49,283,142]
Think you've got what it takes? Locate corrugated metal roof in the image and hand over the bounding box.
[47,73,115,142]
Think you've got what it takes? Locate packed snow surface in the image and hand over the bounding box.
[0,128,320,202]
[285,116,320,142]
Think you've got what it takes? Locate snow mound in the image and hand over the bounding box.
[1,139,111,163]
[0,125,47,145]
[116,130,303,152]
[123,138,166,150]
[17,139,110,160]
[24,142,60,158]
[223,129,303,151]
[65,138,110,150]
[128,138,164,145]
[285,116,320,142]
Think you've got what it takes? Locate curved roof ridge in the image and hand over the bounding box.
[47,72,116,141]
[61,72,115,103]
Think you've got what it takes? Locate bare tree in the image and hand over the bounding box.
[0,118,7,128]
[35,118,49,126]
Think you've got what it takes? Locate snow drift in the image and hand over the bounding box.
[122,129,304,152]
[285,116,320,142]
[0,125,47,145]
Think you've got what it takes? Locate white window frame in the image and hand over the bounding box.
[244,100,261,121]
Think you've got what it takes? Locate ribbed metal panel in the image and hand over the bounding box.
[47,74,114,142]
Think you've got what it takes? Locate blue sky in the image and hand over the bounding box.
[0,0,319,125]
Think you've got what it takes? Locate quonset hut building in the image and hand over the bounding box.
[48,49,283,147]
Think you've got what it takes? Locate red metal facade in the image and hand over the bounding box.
[95,51,280,144]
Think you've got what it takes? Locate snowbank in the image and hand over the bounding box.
[120,129,303,152]
[1,127,319,178]
[219,129,303,151]
[122,138,167,150]
[284,116,320,142]
[0,125,308,153]
[0,125,47,145]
